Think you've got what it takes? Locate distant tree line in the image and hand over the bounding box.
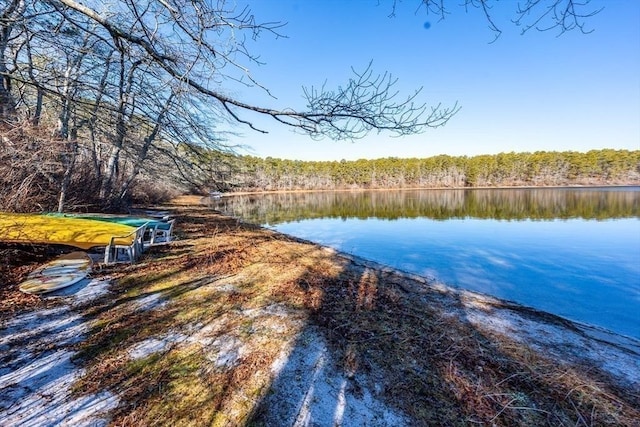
[201,149,640,192]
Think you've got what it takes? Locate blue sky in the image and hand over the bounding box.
[224,0,640,161]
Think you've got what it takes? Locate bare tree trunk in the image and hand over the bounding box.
[55,65,73,139]
[24,31,43,125]
[100,54,140,200]
[119,93,173,200]
[88,50,114,184]
[57,132,78,213]
[31,87,43,125]
[54,34,91,211]
[53,61,75,212]
[0,0,25,122]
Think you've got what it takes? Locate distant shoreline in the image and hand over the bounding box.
[210,183,640,197]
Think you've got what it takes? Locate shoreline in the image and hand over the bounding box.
[328,247,640,350]
[201,188,640,341]
[224,206,640,345]
[233,214,640,383]
[1,201,639,425]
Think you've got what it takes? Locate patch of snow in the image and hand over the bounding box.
[460,297,640,388]
[71,278,112,305]
[261,327,409,426]
[0,349,117,426]
[39,276,111,303]
[242,303,293,319]
[186,315,234,346]
[128,333,186,360]
[206,335,245,368]
[1,307,71,345]
[214,283,239,293]
[0,278,120,426]
[132,292,167,311]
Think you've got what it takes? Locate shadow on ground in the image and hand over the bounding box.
[249,255,640,426]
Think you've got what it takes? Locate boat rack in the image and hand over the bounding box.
[104,219,175,264]
[145,219,175,247]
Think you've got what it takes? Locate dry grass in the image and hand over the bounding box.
[307,264,639,425]
[69,209,338,426]
[3,198,638,426]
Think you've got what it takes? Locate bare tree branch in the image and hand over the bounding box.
[418,0,601,38]
[53,0,456,139]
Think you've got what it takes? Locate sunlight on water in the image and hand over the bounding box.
[213,188,640,339]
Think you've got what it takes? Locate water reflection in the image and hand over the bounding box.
[211,187,640,224]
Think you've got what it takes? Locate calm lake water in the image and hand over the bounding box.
[211,187,640,339]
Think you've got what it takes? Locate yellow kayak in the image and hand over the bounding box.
[0,213,137,250]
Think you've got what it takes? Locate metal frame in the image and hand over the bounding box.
[103,225,147,264]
